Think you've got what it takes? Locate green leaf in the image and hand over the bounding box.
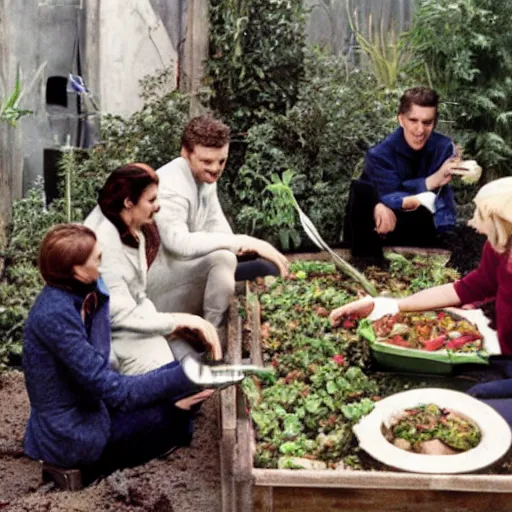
[357,318,376,343]
[326,380,338,394]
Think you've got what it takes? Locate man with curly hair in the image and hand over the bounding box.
[147,116,288,331]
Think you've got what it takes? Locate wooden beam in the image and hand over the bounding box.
[181,0,209,117]
[221,297,243,431]
[253,486,274,512]
[220,430,237,512]
[220,297,245,511]
[246,282,263,367]
[265,487,512,512]
[252,469,512,493]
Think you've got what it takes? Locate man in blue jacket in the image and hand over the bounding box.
[344,87,461,260]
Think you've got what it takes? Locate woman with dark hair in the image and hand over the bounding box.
[23,224,243,476]
[84,163,222,375]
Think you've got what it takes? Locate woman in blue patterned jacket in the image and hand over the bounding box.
[22,224,242,479]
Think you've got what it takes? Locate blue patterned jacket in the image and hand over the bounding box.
[23,278,194,467]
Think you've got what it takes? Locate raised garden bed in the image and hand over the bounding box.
[219,251,512,512]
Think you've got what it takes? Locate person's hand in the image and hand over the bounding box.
[425,156,462,190]
[329,297,375,327]
[402,196,421,211]
[235,235,289,278]
[175,389,215,410]
[329,296,400,327]
[172,313,222,360]
[373,203,396,235]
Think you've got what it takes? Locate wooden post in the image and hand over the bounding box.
[235,395,254,511]
[247,281,263,367]
[182,0,209,117]
[220,297,243,512]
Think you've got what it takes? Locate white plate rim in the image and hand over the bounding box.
[353,388,512,474]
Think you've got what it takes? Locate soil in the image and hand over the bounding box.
[0,371,222,512]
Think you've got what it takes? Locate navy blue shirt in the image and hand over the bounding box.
[361,127,456,230]
[23,278,196,467]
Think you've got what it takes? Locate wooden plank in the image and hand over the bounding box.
[220,387,237,431]
[221,298,242,431]
[234,352,255,511]
[246,282,263,367]
[268,487,512,512]
[220,298,244,512]
[227,296,242,364]
[252,469,512,493]
[235,413,254,481]
[220,430,237,512]
[286,247,450,263]
[253,486,274,512]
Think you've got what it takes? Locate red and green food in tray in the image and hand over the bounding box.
[370,311,483,352]
[382,403,482,454]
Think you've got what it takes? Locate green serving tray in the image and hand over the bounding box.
[357,316,489,375]
[370,343,488,375]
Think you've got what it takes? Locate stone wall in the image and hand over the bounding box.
[0,0,84,208]
[85,0,180,118]
[0,0,187,233]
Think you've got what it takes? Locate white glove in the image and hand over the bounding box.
[367,297,400,321]
[329,296,399,327]
[235,235,289,278]
[411,191,436,214]
[172,313,222,360]
[181,355,244,388]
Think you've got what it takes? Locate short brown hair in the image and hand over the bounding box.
[98,163,159,215]
[39,224,96,286]
[398,87,439,117]
[181,115,230,152]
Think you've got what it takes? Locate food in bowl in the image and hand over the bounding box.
[382,403,481,455]
[372,311,482,352]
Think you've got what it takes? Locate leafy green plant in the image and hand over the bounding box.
[266,171,378,296]
[245,257,469,469]
[406,0,512,179]
[262,170,302,251]
[1,64,46,126]
[207,0,306,133]
[0,183,65,367]
[384,252,460,295]
[1,73,32,126]
[347,0,411,89]
[223,48,399,247]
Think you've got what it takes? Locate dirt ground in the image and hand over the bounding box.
[0,371,222,512]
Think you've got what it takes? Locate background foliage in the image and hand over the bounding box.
[229,50,399,248]
[405,0,512,181]
[206,0,306,134]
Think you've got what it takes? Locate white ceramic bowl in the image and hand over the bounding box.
[353,388,511,474]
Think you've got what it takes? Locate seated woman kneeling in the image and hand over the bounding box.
[23,224,243,477]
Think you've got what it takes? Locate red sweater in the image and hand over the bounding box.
[454,242,512,355]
